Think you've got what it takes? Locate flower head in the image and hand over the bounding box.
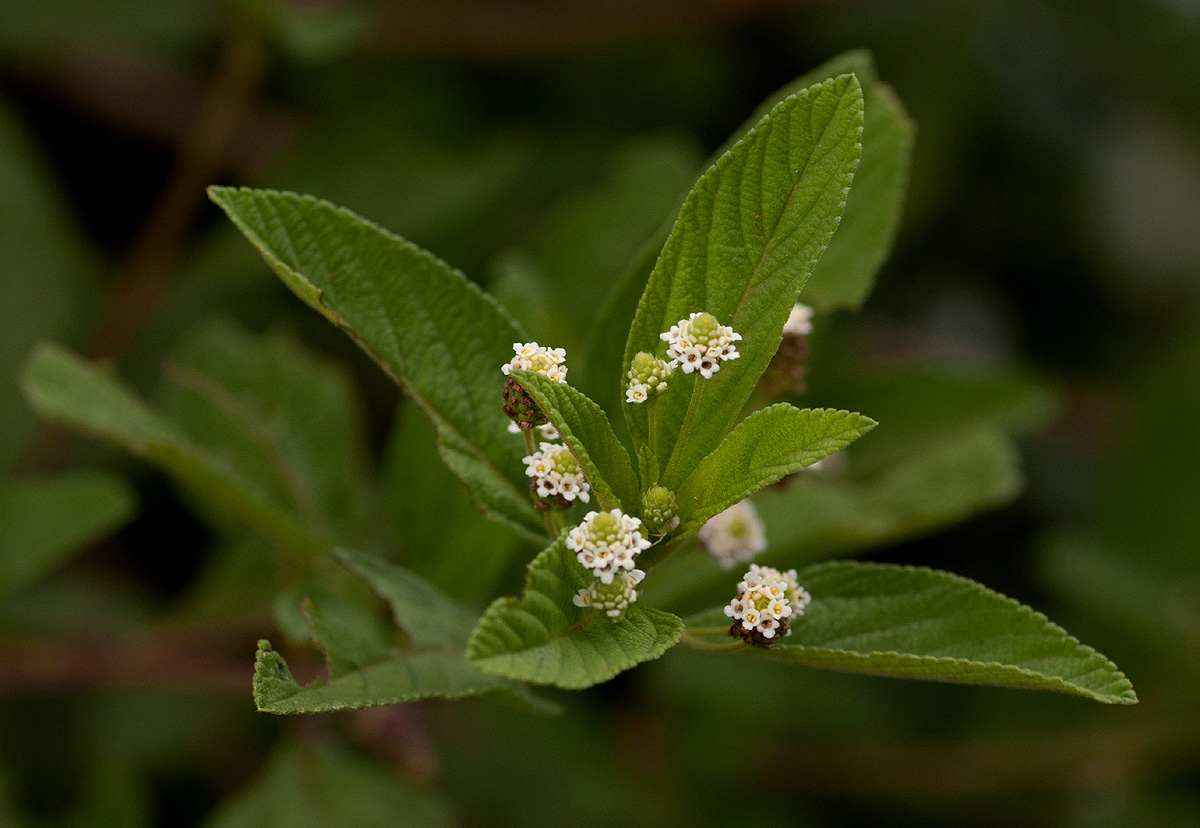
[566,509,653,584]
[573,569,645,619]
[500,342,567,383]
[659,312,741,378]
[723,564,811,648]
[698,500,766,569]
[524,442,590,508]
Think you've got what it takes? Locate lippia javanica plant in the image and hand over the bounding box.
[23,61,1137,711]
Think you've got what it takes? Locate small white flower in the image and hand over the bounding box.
[782,303,814,337]
[501,342,568,383]
[659,312,741,378]
[523,442,590,505]
[699,500,766,569]
[626,383,649,404]
[509,421,560,440]
[725,563,810,646]
[567,509,653,585]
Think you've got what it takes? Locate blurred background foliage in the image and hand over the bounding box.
[0,0,1198,825]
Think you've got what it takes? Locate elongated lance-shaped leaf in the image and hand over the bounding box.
[21,345,324,558]
[511,370,640,513]
[252,640,553,715]
[674,405,875,537]
[468,536,683,689]
[713,51,913,311]
[623,75,864,490]
[683,561,1136,704]
[0,472,137,597]
[301,591,394,680]
[334,548,478,650]
[158,320,375,548]
[208,187,544,541]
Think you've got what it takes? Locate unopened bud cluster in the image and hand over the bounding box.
[640,486,678,535]
[660,312,742,379]
[573,569,645,619]
[524,442,591,508]
[698,500,765,569]
[625,352,676,404]
[724,564,811,648]
[568,509,653,619]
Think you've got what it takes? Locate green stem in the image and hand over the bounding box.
[545,509,567,537]
[522,428,538,456]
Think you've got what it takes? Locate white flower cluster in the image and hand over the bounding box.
[573,569,646,618]
[625,352,676,404]
[724,564,811,642]
[567,509,652,585]
[782,303,814,337]
[523,442,590,503]
[698,500,766,569]
[500,342,567,383]
[660,312,742,378]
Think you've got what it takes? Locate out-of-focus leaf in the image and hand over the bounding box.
[674,406,875,537]
[209,187,544,541]
[683,561,1136,704]
[302,591,393,681]
[0,472,136,596]
[204,742,454,828]
[468,537,683,689]
[157,319,375,547]
[21,344,322,557]
[334,548,477,650]
[646,426,1022,611]
[251,640,548,714]
[513,370,640,513]
[381,405,522,601]
[64,763,150,828]
[0,95,100,471]
[624,76,864,489]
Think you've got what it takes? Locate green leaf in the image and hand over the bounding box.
[0,472,136,596]
[511,370,640,513]
[674,405,875,536]
[333,548,477,650]
[716,51,914,311]
[683,561,1136,704]
[623,75,865,489]
[21,344,323,557]
[0,94,101,471]
[204,742,453,828]
[301,591,393,680]
[644,427,1023,612]
[251,640,548,714]
[157,319,375,547]
[381,404,522,602]
[208,186,543,541]
[467,537,683,689]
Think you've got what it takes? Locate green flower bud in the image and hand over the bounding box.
[641,485,678,535]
